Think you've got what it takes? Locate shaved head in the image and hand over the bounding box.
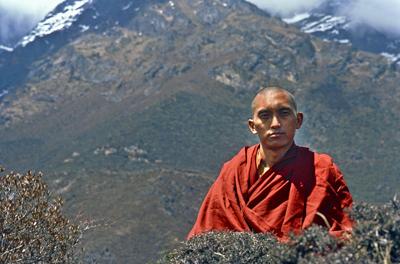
[248,85,303,156]
[251,86,297,115]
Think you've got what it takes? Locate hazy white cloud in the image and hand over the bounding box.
[0,0,64,45]
[0,0,64,20]
[341,0,400,36]
[246,0,325,16]
[248,0,400,36]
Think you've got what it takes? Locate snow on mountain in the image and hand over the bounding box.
[282,13,310,24]
[0,45,13,52]
[0,89,8,98]
[299,15,347,34]
[281,2,400,65]
[18,0,91,47]
[284,12,350,42]
[381,52,400,63]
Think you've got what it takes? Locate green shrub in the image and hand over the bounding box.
[0,169,82,263]
[160,197,400,263]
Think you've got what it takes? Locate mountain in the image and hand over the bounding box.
[0,0,399,262]
[282,0,400,64]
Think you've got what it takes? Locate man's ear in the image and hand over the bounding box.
[296,112,303,129]
[248,119,257,134]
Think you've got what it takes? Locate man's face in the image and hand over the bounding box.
[248,91,303,151]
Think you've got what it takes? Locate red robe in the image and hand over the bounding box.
[187,144,353,240]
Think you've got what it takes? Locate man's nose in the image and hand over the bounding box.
[270,115,281,128]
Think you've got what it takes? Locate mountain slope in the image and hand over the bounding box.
[0,0,399,262]
[1,0,398,200]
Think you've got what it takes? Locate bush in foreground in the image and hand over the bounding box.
[0,169,82,263]
[160,197,400,263]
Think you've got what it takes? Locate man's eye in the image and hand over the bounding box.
[259,113,271,119]
[280,109,291,116]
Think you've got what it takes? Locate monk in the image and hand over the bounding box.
[187,86,353,240]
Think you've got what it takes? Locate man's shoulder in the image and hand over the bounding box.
[295,145,335,167]
[306,149,345,183]
[222,144,258,168]
[313,151,335,168]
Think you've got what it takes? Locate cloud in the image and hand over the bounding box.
[0,12,32,42]
[341,0,400,36]
[248,0,400,36]
[246,0,325,16]
[0,0,64,46]
[0,0,64,20]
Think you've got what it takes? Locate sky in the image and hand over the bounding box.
[248,0,400,36]
[0,0,64,19]
[0,0,400,46]
[0,0,64,45]
[342,0,400,36]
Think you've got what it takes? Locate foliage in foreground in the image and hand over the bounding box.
[160,197,400,263]
[0,169,82,263]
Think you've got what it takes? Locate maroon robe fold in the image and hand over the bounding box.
[187,144,353,240]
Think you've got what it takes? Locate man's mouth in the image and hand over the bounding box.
[268,132,285,137]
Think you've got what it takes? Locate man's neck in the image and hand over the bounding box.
[259,143,293,170]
